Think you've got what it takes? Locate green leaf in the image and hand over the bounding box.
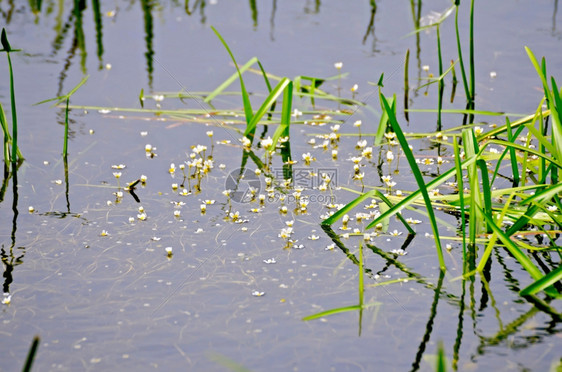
[379,94,445,270]
[477,206,559,297]
[204,57,259,103]
[322,190,378,226]
[211,26,253,126]
[1,28,11,52]
[520,265,562,296]
[302,305,362,321]
[244,78,291,137]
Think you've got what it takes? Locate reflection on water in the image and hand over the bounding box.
[0,1,561,371]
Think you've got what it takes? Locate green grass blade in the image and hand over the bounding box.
[22,335,40,372]
[375,190,415,234]
[463,128,482,247]
[476,193,516,272]
[257,60,273,92]
[436,341,447,372]
[520,183,562,206]
[379,94,445,270]
[244,78,291,137]
[374,96,395,146]
[302,305,362,321]
[506,118,520,183]
[476,159,493,232]
[365,156,477,230]
[477,206,559,297]
[204,57,259,103]
[453,139,467,262]
[270,81,293,151]
[520,265,562,297]
[210,26,253,125]
[0,101,10,163]
[6,51,19,163]
[322,190,378,226]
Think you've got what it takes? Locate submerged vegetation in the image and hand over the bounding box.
[1,1,561,371]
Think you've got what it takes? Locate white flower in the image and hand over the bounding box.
[302,152,315,165]
[261,136,274,150]
[390,249,407,256]
[192,144,207,154]
[165,247,173,256]
[356,139,367,148]
[2,293,11,305]
[389,230,402,237]
[279,227,293,239]
[386,151,394,162]
[252,290,265,297]
[308,235,320,240]
[113,172,122,179]
[350,156,363,164]
[263,258,277,264]
[334,62,343,70]
[241,136,251,148]
[353,172,365,181]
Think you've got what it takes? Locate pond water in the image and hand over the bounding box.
[1,1,562,371]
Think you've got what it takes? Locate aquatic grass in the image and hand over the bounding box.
[36,76,89,159]
[303,240,378,326]
[22,335,40,372]
[0,28,23,165]
[211,27,254,134]
[379,93,445,270]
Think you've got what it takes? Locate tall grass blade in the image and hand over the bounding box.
[520,265,562,297]
[1,28,22,163]
[404,48,410,122]
[453,139,467,263]
[36,76,89,158]
[244,77,291,137]
[211,27,254,127]
[463,128,483,247]
[506,117,520,184]
[22,335,40,372]
[322,190,378,226]
[379,94,445,270]
[477,206,559,297]
[469,0,475,105]
[270,81,293,150]
[204,57,259,103]
[436,341,447,372]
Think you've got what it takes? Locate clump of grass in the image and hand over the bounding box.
[0,28,23,166]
